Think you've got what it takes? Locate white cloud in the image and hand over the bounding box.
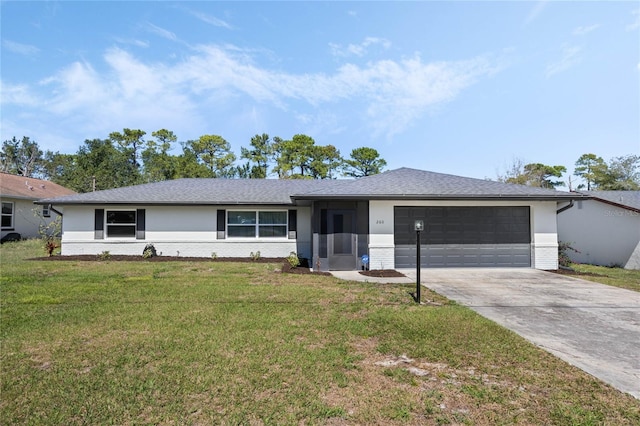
[572,24,600,36]
[545,45,582,78]
[0,81,40,106]
[144,22,177,41]
[2,39,40,56]
[627,8,640,31]
[2,44,503,142]
[523,1,548,26]
[113,37,150,48]
[188,10,233,29]
[330,37,391,58]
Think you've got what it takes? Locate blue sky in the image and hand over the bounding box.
[2,1,639,187]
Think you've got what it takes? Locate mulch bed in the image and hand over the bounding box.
[549,268,607,278]
[360,269,407,278]
[280,261,332,276]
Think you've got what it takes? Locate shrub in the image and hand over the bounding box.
[558,241,580,267]
[35,212,61,257]
[44,240,59,257]
[286,251,300,268]
[97,251,111,261]
[250,251,261,261]
[142,244,157,259]
[211,252,218,260]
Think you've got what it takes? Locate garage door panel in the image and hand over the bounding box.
[394,206,531,268]
[395,244,531,268]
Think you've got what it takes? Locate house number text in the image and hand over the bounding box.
[375,219,385,224]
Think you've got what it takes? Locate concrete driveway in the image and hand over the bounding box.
[399,268,640,399]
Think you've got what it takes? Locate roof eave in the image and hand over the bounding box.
[588,197,640,214]
[292,193,587,201]
[2,194,42,201]
[36,200,297,206]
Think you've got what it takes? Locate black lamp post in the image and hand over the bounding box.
[414,220,423,304]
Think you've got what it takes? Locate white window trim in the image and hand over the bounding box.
[1,201,14,230]
[42,205,51,218]
[105,209,137,239]
[227,209,288,239]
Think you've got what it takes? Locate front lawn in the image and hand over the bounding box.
[1,240,639,424]
[567,263,640,292]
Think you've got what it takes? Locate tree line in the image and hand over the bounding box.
[0,131,387,193]
[2,131,637,192]
[496,154,640,191]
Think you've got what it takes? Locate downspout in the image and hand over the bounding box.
[556,200,574,214]
[49,204,63,217]
[555,200,575,270]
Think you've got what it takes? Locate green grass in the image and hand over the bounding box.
[568,263,640,292]
[1,240,639,425]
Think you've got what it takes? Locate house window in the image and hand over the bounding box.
[1,202,14,229]
[227,210,287,238]
[42,205,51,218]
[106,210,136,238]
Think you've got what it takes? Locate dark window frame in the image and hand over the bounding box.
[1,201,14,229]
[105,209,137,239]
[226,210,289,239]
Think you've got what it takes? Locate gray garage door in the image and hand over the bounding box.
[395,206,531,268]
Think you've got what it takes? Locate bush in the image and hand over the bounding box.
[286,251,300,268]
[558,241,580,267]
[97,251,111,261]
[250,251,261,261]
[36,213,61,257]
[142,244,157,259]
[44,239,60,257]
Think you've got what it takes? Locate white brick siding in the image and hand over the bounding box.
[368,245,395,270]
[61,240,301,259]
[532,243,559,270]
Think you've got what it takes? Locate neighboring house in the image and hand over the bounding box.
[1,173,76,240]
[558,191,640,269]
[37,168,584,270]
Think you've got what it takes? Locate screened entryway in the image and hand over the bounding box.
[312,201,369,271]
[394,206,531,268]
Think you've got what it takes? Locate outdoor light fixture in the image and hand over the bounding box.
[413,220,424,303]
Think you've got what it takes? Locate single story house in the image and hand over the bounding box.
[557,190,640,269]
[1,172,75,241]
[37,168,584,270]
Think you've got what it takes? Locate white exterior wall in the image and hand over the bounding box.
[558,200,640,269]
[369,199,560,270]
[530,202,560,270]
[0,197,60,240]
[61,205,311,259]
[368,201,396,270]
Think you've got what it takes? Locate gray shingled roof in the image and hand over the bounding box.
[582,190,640,212]
[37,178,336,205]
[38,168,583,206]
[293,168,582,200]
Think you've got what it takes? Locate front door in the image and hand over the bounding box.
[328,210,357,270]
